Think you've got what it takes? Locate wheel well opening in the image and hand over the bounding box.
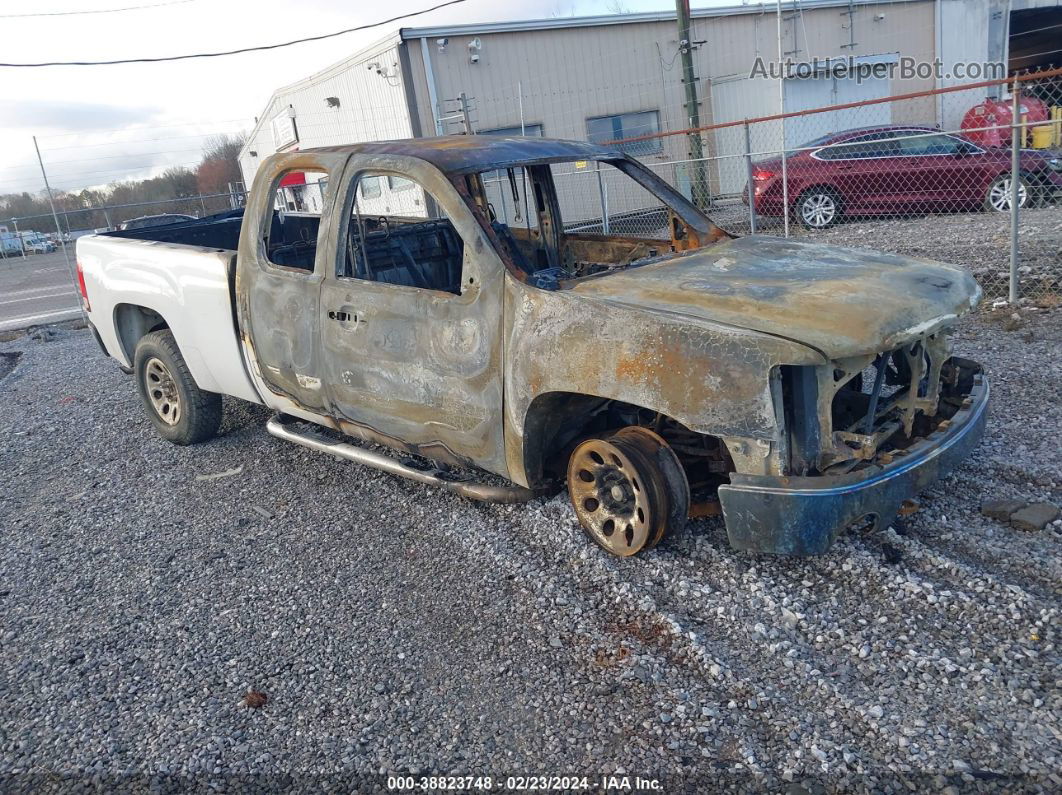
[797,184,841,203]
[114,304,168,362]
[523,392,734,500]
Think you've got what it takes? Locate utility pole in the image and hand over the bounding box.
[459,92,475,135]
[33,135,78,291]
[676,0,709,209]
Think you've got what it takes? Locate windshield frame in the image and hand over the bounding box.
[457,153,728,286]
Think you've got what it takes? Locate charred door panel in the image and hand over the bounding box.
[318,156,508,477]
[236,152,349,412]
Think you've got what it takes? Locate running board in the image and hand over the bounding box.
[265,415,536,504]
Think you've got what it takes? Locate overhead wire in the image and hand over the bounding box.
[0,0,467,67]
[0,0,196,18]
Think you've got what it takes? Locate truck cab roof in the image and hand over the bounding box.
[300,135,625,175]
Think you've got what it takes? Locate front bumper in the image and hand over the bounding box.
[718,371,989,556]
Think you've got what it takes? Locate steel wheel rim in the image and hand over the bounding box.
[611,426,688,549]
[801,193,836,227]
[143,356,181,425]
[568,438,654,556]
[989,178,1026,211]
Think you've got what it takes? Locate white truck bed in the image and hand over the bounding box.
[76,234,260,403]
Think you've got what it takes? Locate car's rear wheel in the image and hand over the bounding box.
[134,330,222,445]
[567,426,689,557]
[984,173,1032,212]
[796,187,842,229]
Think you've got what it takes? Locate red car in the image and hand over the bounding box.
[746,125,1062,229]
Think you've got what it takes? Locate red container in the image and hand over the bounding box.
[961,95,1049,147]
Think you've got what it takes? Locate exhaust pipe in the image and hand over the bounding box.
[266,415,536,504]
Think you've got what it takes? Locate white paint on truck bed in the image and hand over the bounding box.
[76,235,261,404]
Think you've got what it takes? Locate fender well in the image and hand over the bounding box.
[522,392,609,489]
[114,303,168,363]
[521,391,734,491]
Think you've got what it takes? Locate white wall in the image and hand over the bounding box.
[937,0,996,130]
[239,35,413,189]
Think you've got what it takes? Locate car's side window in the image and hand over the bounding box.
[338,171,465,296]
[895,132,962,156]
[265,168,328,272]
[818,132,898,160]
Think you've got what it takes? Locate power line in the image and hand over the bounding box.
[0,0,195,18]
[0,0,466,67]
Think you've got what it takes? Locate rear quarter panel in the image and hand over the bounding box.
[76,234,261,403]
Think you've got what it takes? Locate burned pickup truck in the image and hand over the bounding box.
[75,136,987,556]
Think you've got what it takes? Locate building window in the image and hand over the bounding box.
[587,111,661,155]
[360,176,382,199]
[388,175,415,192]
[480,123,544,137]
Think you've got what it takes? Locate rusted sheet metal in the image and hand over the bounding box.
[502,274,825,487]
[238,151,510,478]
[720,366,988,555]
[570,236,981,359]
[302,135,625,176]
[236,150,349,415]
[237,137,984,516]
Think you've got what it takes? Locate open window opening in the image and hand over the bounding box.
[471,157,719,288]
[338,171,465,296]
[265,169,327,271]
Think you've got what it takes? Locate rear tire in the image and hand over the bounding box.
[796,187,842,229]
[134,330,221,445]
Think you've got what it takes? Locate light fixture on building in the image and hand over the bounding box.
[468,37,481,65]
[436,37,448,52]
[367,61,398,81]
[325,96,341,108]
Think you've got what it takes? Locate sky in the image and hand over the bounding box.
[0,0,731,199]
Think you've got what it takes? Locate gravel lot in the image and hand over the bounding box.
[1,308,1060,792]
[713,204,1062,300]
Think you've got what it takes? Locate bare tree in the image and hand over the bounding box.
[196,133,247,195]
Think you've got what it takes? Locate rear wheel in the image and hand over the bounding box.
[796,187,842,229]
[984,173,1031,212]
[567,426,689,557]
[134,330,221,445]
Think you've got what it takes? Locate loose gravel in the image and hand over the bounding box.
[713,204,1062,299]
[1,310,1059,793]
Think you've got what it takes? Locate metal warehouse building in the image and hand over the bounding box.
[239,0,1061,203]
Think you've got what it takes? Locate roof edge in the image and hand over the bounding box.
[399,0,919,39]
[239,31,403,158]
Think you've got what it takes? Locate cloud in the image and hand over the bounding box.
[8,101,161,132]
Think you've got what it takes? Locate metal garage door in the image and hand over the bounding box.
[783,66,893,150]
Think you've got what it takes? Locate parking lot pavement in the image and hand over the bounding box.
[0,251,82,333]
[0,310,1059,791]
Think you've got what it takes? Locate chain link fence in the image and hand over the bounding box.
[515,67,1062,304]
[1,190,245,258]
[10,68,1060,308]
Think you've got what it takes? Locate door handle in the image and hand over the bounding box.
[328,309,365,325]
